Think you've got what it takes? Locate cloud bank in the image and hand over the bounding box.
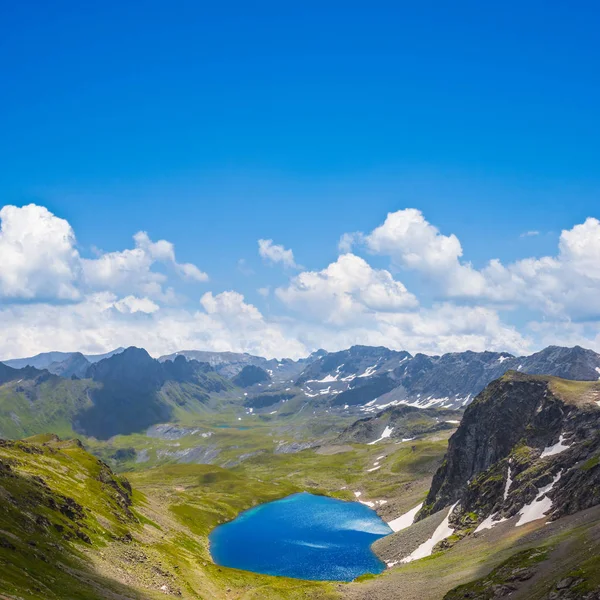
[1,203,599,360]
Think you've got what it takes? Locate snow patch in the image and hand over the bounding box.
[368,426,394,445]
[401,503,458,563]
[475,513,508,533]
[388,502,423,533]
[358,364,378,378]
[540,433,571,458]
[516,471,562,527]
[504,466,513,500]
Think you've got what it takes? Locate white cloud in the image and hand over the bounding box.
[276,253,418,325]
[0,204,207,302]
[3,202,600,361]
[0,291,308,361]
[338,232,360,253]
[0,204,81,301]
[114,295,160,314]
[520,230,540,238]
[175,262,209,282]
[355,209,600,321]
[82,230,208,297]
[363,209,486,296]
[258,238,298,269]
[273,251,529,355]
[257,286,270,297]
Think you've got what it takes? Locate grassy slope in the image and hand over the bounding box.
[0,436,142,599]
[0,378,95,439]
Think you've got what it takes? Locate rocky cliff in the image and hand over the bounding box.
[419,371,600,536]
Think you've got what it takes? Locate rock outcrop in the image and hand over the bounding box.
[418,371,600,535]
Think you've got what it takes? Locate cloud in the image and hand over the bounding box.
[114,295,160,314]
[354,209,600,321]
[473,217,600,318]
[257,286,270,297]
[3,202,600,361]
[520,230,540,238]
[0,204,208,302]
[175,262,209,282]
[274,252,529,355]
[363,209,486,296]
[82,230,208,297]
[0,291,308,361]
[237,258,255,277]
[258,239,298,269]
[276,253,418,325]
[0,204,81,301]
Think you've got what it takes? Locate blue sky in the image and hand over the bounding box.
[1,2,600,358]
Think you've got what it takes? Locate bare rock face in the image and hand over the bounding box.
[418,371,600,534]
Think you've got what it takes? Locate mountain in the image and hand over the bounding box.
[293,345,600,410]
[158,349,316,382]
[0,361,46,386]
[337,404,462,444]
[366,371,600,599]
[47,352,91,378]
[1,347,125,376]
[232,365,271,387]
[295,345,411,385]
[0,348,233,441]
[77,348,232,439]
[419,371,600,531]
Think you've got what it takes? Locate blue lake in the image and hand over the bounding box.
[209,492,392,581]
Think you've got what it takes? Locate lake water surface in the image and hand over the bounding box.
[209,492,392,581]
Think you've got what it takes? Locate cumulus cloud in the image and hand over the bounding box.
[0,204,81,301]
[472,217,600,318]
[0,291,308,360]
[258,238,298,269]
[363,209,486,296]
[355,209,600,321]
[274,252,529,355]
[276,253,418,325]
[82,230,208,297]
[2,202,600,360]
[114,295,160,314]
[0,204,208,302]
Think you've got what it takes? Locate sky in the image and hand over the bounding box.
[1,1,600,359]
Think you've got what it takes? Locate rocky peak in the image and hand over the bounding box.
[232,365,271,387]
[419,371,600,536]
[86,346,164,392]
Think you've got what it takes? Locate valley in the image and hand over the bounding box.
[1,344,599,599]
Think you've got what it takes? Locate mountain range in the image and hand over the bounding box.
[1,348,126,378]
[1,344,600,443]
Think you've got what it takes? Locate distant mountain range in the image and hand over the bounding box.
[292,344,600,411]
[0,348,232,440]
[157,349,318,382]
[1,348,125,378]
[1,343,599,441]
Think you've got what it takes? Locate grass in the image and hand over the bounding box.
[443,547,551,599]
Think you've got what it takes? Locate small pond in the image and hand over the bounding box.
[209,492,392,581]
